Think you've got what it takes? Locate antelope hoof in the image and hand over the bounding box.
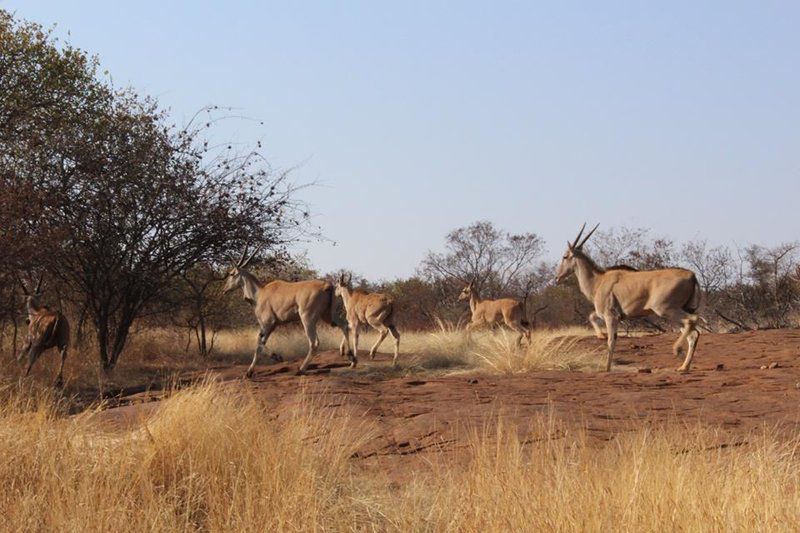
[677,366,690,374]
[369,352,376,360]
[54,377,64,388]
[245,368,255,379]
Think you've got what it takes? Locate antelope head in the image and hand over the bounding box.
[457,279,476,302]
[18,273,45,314]
[17,273,45,361]
[334,272,353,297]
[223,246,260,293]
[555,223,599,284]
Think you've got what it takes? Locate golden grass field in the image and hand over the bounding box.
[1,378,799,531]
[2,326,800,531]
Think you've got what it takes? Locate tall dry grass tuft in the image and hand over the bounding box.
[0,380,374,531]
[470,328,601,373]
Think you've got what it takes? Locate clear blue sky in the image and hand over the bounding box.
[4,1,799,279]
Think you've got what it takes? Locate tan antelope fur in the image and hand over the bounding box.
[19,276,70,387]
[556,224,702,373]
[458,280,531,345]
[223,249,353,376]
[335,273,401,366]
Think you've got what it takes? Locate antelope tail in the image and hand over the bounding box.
[45,315,60,346]
[684,275,703,314]
[326,284,339,326]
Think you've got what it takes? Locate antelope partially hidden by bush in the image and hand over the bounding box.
[335,273,401,366]
[223,248,353,376]
[556,224,703,373]
[458,280,531,346]
[18,276,70,387]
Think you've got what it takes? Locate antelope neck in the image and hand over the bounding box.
[239,269,262,303]
[573,254,603,300]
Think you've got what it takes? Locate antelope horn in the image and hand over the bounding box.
[576,223,600,249]
[15,273,30,296]
[241,245,261,268]
[234,247,248,267]
[34,274,44,294]
[571,223,587,248]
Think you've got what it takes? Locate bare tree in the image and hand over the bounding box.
[588,226,674,270]
[419,220,545,297]
[680,240,734,295]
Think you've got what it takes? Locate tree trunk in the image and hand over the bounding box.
[198,314,207,357]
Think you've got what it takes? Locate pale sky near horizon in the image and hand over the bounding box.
[4,1,799,280]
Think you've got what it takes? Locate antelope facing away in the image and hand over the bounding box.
[334,273,401,366]
[458,280,531,345]
[555,224,702,373]
[19,276,70,387]
[223,249,353,376]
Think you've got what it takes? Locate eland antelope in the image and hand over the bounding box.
[223,248,353,376]
[556,224,703,373]
[19,276,70,387]
[335,273,401,366]
[458,280,531,345]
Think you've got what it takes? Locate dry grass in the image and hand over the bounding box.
[0,379,375,531]
[376,421,800,531]
[1,323,602,400]
[211,324,603,375]
[0,380,799,531]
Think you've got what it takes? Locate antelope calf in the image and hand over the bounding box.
[223,248,353,376]
[458,280,531,345]
[556,224,702,372]
[19,277,70,387]
[334,273,401,366]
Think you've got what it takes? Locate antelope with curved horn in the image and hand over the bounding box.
[18,275,70,387]
[223,247,353,376]
[458,279,531,345]
[556,224,702,372]
[334,273,401,366]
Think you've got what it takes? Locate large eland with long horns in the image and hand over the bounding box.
[555,224,703,372]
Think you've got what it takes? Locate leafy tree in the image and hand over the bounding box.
[1,10,307,369]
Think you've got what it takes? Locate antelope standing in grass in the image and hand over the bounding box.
[223,249,353,376]
[555,224,702,373]
[335,273,401,366]
[458,280,531,345]
[19,276,70,387]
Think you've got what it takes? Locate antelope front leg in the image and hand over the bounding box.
[247,324,273,378]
